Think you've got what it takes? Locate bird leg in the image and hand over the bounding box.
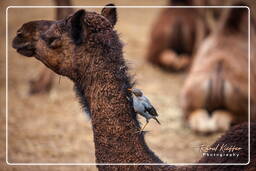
[140,120,149,132]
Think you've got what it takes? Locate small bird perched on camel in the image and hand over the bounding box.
[128,88,160,132]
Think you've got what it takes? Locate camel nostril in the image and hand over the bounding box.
[12,39,23,49]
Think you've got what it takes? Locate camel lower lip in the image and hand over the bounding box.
[17,48,34,57]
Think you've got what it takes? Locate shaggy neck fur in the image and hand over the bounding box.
[73,30,174,170]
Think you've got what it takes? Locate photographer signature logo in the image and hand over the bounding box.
[194,144,242,158]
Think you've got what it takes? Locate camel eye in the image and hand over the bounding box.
[47,37,57,45]
[49,38,62,49]
[41,35,61,49]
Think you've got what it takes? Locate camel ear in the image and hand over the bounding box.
[101,4,117,26]
[70,9,86,45]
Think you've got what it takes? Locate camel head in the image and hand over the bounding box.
[12,20,54,57]
[12,4,117,80]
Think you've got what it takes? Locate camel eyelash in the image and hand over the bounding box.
[41,35,61,49]
[47,37,58,45]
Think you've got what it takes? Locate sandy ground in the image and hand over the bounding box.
[0,0,223,170]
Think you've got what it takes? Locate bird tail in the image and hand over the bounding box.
[153,117,161,125]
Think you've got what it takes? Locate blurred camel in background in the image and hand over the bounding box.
[181,2,256,134]
[146,0,207,72]
[29,0,73,94]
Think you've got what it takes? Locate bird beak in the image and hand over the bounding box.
[128,88,132,91]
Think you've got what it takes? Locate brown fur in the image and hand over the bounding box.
[29,0,73,94]
[146,0,206,72]
[12,5,255,170]
[181,6,255,133]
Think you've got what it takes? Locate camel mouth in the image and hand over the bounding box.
[12,36,36,57]
[16,47,35,57]
[12,42,35,57]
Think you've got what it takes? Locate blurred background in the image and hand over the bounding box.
[0,0,255,171]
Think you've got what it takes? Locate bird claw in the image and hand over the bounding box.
[135,130,141,134]
[135,130,149,134]
[135,130,145,134]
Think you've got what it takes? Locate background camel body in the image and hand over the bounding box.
[29,0,73,94]
[146,0,206,72]
[181,6,255,133]
[12,5,256,170]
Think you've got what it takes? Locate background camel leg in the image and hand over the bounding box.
[211,110,233,131]
[159,50,191,71]
[188,109,234,134]
[29,68,55,94]
[188,109,216,134]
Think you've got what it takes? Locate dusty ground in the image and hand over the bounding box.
[0,0,222,170]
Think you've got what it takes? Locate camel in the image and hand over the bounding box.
[29,0,73,94]
[12,5,255,170]
[181,5,256,133]
[146,0,207,72]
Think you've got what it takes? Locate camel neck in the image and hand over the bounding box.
[73,45,166,165]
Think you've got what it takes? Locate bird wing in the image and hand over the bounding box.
[140,96,158,117]
[153,117,161,124]
[144,104,158,117]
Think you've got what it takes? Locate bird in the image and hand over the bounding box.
[128,88,160,132]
